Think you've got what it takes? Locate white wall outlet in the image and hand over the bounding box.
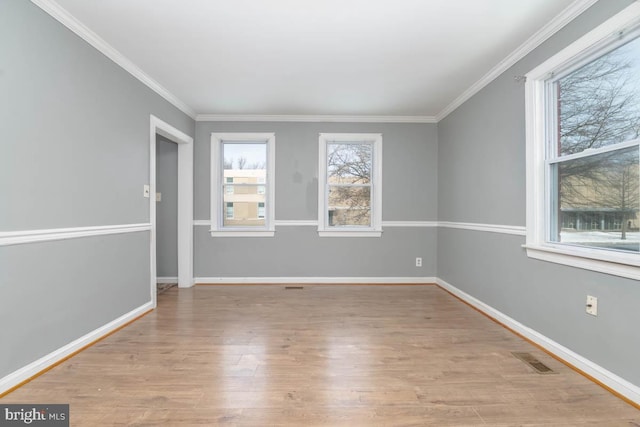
[415,257,422,267]
[143,185,150,198]
[586,295,598,316]
[156,192,162,202]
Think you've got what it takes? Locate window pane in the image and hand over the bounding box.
[223,143,267,170]
[327,143,372,184]
[223,184,267,227]
[222,143,267,228]
[551,146,639,252]
[557,35,640,156]
[328,186,371,226]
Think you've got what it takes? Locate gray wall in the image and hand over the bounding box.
[195,122,438,277]
[0,0,194,379]
[156,135,178,278]
[437,0,640,386]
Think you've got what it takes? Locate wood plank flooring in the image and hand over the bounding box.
[3,285,639,426]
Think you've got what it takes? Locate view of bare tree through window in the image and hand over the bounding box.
[222,143,267,227]
[553,34,640,252]
[327,143,372,226]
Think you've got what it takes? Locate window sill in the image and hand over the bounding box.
[523,243,640,280]
[317,230,382,238]
[210,230,275,237]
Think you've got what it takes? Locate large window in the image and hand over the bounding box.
[525,4,640,279]
[318,133,382,237]
[210,133,275,237]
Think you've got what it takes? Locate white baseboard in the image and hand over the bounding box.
[156,276,178,284]
[435,277,640,406]
[196,276,436,284]
[0,302,153,396]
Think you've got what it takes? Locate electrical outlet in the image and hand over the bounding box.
[415,257,422,267]
[586,295,598,316]
[143,185,150,198]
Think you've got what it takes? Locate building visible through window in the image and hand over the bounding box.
[210,133,275,236]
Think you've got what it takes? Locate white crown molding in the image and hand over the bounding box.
[196,277,436,284]
[435,0,600,122]
[0,302,153,396]
[0,223,152,246]
[439,221,526,236]
[196,114,437,123]
[30,0,196,120]
[436,277,640,406]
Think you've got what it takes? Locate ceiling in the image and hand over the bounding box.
[47,0,583,120]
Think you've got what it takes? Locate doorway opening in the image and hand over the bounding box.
[149,115,193,307]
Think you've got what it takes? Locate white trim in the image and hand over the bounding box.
[0,223,150,246]
[150,115,195,306]
[524,245,640,281]
[196,277,436,284]
[382,221,438,228]
[156,276,178,284]
[439,221,526,236]
[210,133,276,236]
[274,220,319,227]
[30,0,196,119]
[196,114,436,123]
[318,231,382,238]
[209,231,275,237]
[435,0,599,122]
[435,277,640,406]
[193,219,526,235]
[0,302,152,396]
[318,133,383,236]
[524,3,640,279]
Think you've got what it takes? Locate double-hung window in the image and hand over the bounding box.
[210,133,275,237]
[318,133,382,237]
[525,3,640,279]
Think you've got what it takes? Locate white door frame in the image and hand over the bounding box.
[150,115,194,307]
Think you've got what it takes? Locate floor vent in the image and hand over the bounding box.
[512,352,555,374]
[285,286,304,290]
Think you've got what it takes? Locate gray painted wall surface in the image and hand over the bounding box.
[0,1,194,380]
[0,233,150,378]
[437,0,639,386]
[196,227,436,277]
[0,0,194,231]
[156,136,178,278]
[195,122,438,277]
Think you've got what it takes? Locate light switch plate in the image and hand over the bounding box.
[156,192,162,202]
[143,185,150,198]
[586,295,598,316]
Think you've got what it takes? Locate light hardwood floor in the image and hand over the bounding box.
[3,285,639,426]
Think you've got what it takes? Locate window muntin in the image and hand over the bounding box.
[318,133,382,236]
[210,133,275,236]
[546,34,640,253]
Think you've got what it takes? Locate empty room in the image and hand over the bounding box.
[1,0,640,425]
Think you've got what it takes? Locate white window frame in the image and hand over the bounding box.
[210,132,275,237]
[318,133,382,237]
[524,3,640,280]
